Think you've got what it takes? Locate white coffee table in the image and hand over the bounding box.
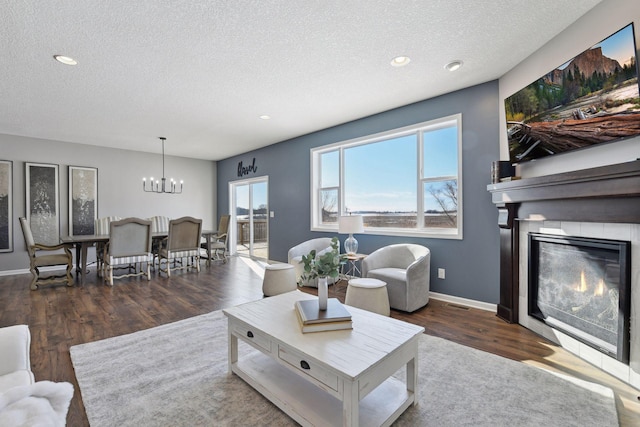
[223,290,424,426]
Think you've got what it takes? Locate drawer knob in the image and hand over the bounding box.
[247,331,254,338]
[300,360,310,370]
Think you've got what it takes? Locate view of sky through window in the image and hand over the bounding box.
[321,127,458,213]
[344,135,417,212]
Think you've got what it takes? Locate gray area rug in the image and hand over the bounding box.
[70,310,618,426]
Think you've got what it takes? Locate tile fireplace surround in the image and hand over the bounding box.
[488,160,640,388]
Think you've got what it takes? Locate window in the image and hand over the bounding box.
[311,114,462,239]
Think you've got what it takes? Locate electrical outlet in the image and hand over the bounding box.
[438,268,446,279]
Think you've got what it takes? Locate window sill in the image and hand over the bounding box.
[311,226,462,240]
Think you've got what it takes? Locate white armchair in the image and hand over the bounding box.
[287,238,337,287]
[362,244,430,312]
[0,325,33,393]
[0,325,74,426]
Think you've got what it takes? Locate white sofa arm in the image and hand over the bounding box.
[0,325,31,377]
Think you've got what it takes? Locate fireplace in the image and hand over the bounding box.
[528,233,631,363]
[488,160,640,386]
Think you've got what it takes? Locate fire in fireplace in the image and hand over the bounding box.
[528,233,631,363]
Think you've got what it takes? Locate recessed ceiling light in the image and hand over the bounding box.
[444,60,463,72]
[259,115,271,120]
[53,55,78,66]
[390,56,411,67]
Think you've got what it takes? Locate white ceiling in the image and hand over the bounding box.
[1,0,602,161]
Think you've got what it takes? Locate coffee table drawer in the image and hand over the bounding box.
[232,323,272,353]
[278,345,338,391]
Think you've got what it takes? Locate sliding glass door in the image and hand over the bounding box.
[229,177,268,259]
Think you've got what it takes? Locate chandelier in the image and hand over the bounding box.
[142,137,183,194]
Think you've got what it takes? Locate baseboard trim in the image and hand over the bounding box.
[430,291,497,313]
[0,268,30,277]
[0,266,70,277]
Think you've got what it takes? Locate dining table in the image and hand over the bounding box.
[60,230,217,284]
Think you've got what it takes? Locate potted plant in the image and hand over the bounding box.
[298,237,345,310]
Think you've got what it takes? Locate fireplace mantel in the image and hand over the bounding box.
[487,159,640,322]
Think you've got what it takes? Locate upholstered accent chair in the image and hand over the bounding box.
[287,238,337,287]
[158,216,203,277]
[202,214,230,263]
[361,243,431,312]
[148,215,171,267]
[0,325,34,392]
[0,325,74,425]
[103,217,153,286]
[94,216,121,276]
[19,217,73,290]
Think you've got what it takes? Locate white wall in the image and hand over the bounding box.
[0,133,216,272]
[499,0,640,177]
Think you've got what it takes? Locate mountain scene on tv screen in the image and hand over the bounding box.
[505,24,640,163]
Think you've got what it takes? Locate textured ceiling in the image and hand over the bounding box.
[0,0,602,161]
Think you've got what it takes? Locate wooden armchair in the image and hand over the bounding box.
[202,215,229,263]
[19,217,73,290]
[158,216,202,277]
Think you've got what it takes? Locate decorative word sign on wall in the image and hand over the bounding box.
[238,158,258,177]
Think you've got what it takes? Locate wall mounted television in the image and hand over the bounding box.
[505,24,640,164]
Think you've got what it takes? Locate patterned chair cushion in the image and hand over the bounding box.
[162,249,199,258]
[107,254,152,265]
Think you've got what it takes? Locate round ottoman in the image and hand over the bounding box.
[345,278,390,316]
[262,263,297,296]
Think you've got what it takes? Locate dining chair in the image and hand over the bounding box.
[202,215,230,264]
[148,215,171,268]
[149,215,171,233]
[103,217,153,286]
[19,217,73,290]
[94,216,121,276]
[158,216,203,277]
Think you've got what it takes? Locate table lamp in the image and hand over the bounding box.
[338,215,364,255]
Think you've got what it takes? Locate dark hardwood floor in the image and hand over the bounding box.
[1,257,637,426]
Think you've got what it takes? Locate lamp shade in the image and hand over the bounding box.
[338,215,364,234]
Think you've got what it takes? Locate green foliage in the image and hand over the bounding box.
[297,237,346,286]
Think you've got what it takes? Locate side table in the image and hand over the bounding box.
[342,253,367,279]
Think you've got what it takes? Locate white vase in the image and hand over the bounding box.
[317,277,328,310]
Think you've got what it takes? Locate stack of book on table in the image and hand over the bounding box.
[294,298,352,333]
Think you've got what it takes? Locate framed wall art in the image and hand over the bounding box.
[0,160,12,252]
[69,166,97,236]
[25,162,59,245]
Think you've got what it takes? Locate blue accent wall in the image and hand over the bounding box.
[217,80,500,303]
